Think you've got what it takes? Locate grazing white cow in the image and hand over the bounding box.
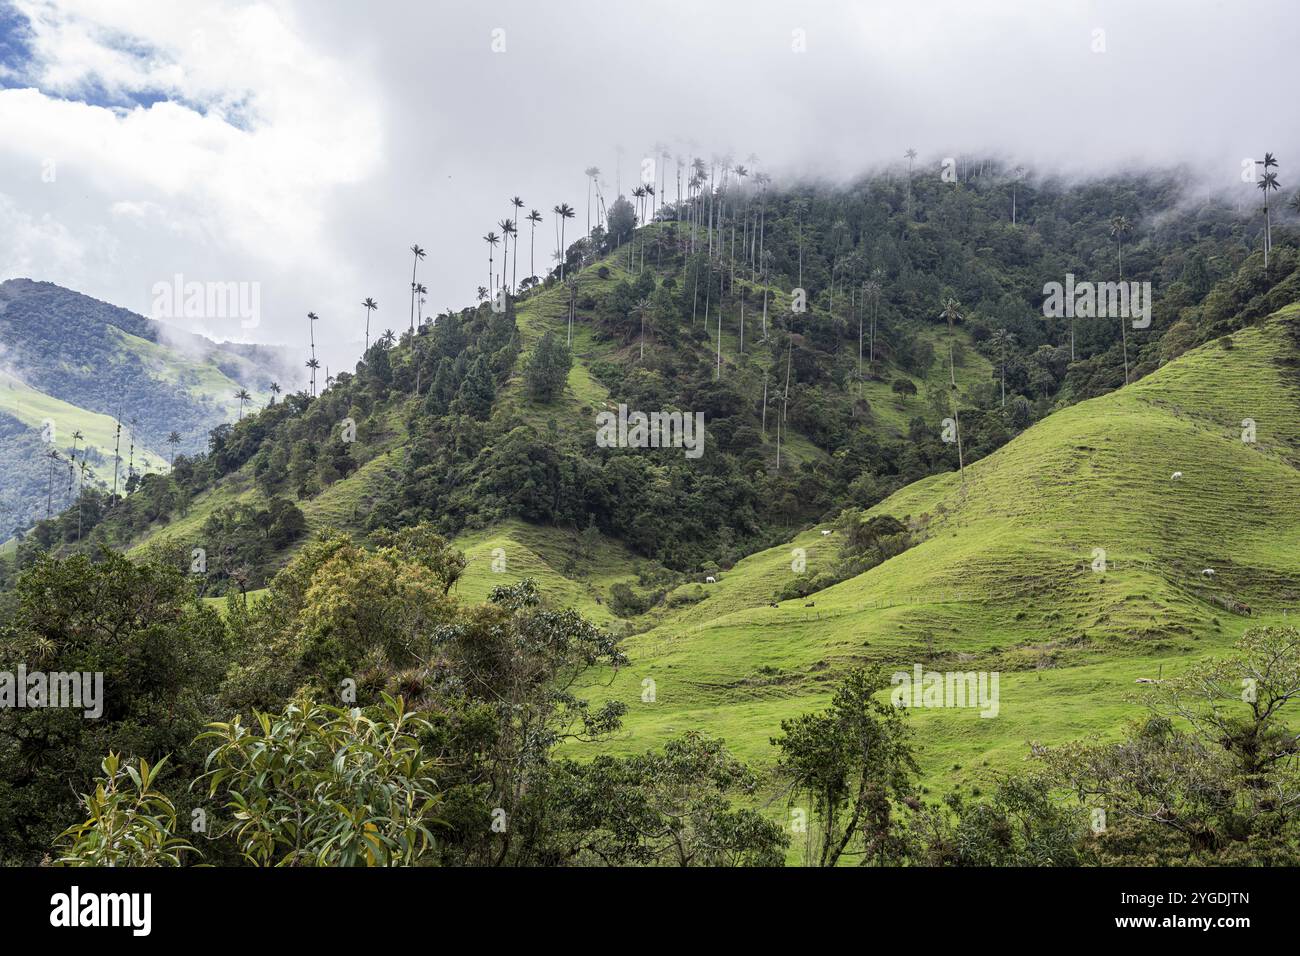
[705,576,716,584]
[1201,568,1216,577]
[821,530,833,536]
[1171,471,1183,480]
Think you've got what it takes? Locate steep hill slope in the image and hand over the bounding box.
[574,305,1300,785]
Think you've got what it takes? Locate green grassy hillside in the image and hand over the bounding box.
[1,368,169,473]
[567,305,1300,787]
[180,294,1286,792]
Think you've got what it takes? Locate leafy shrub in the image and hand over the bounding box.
[198,695,444,867]
[55,754,196,867]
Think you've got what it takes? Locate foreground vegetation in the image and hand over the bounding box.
[3,535,1297,867]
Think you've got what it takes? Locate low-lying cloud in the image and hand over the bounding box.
[0,0,1295,373]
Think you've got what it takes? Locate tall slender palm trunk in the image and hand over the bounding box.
[502,231,510,294]
[1118,238,1129,383]
[949,341,965,487]
[409,256,419,333]
[715,267,723,379]
[857,295,863,393]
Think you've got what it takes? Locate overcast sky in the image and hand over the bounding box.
[1,0,1296,371]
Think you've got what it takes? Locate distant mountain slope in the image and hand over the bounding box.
[576,305,1300,783]
[0,278,298,532]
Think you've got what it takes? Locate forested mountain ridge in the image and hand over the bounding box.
[0,278,299,534]
[6,165,1295,587]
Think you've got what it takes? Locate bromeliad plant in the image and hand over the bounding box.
[197,693,445,867]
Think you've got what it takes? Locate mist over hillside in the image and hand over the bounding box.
[0,278,300,533]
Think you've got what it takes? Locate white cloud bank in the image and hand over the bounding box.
[0,0,1296,372]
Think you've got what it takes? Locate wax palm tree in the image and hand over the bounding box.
[511,196,525,288]
[794,197,808,286]
[306,357,320,397]
[484,231,500,292]
[585,166,601,238]
[1012,165,1024,224]
[861,278,881,384]
[268,381,281,406]
[905,148,917,219]
[415,283,428,326]
[76,458,89,539]
[496,218,512,293]
[660,147,672,218]
[552,205,563,272]
[408,244,425,333]
[716,278,724,381]
[112,414,122,496]
[380,329,396,348]
[938,297,966,487]
[1110,215,1131,276]
[45,448,61,517]
[990,328,1017,407]
[127,417,138,481]
[565,275,578,346]
[869,268,884,370]
[501,221,517,291]
[555,203,575,280]
[235,388,251,421]
[60,432,79,497]
[1110,215,1132,383]
[735,166,750,266]
[634,296,651,360]
[166,430,182,468]
[307,311,319,363]
[691,157,707,241]
[1257,153,1280,266]
[526,209,543,280]
[362,297,378,350]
